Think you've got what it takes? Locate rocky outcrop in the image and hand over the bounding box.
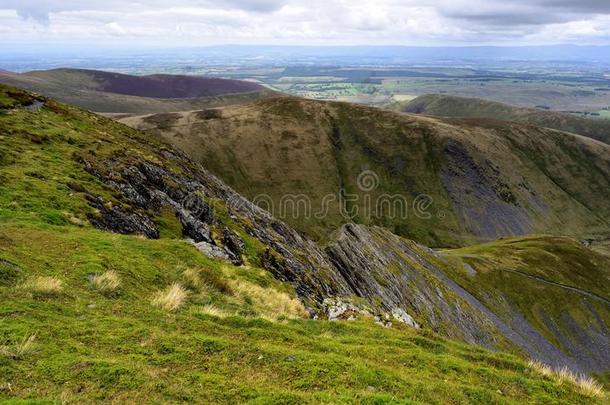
[77,141,499,339]
[324,224,587,372]
[76,148,352,305]
[74,128,598,374]
[325,224,500,345]
[86,194,159,239]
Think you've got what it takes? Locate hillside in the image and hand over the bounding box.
[390,94,610,145]
[441,235,610,383]
[0,69,276,114]
[120,97,610,248]
[1,85,608,402]
[326,225,610,381]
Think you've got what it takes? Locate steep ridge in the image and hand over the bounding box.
[326,225,610,377]
[1,84,608,383]
[119,97,610,248]
[325,225,582,372]
[0,85,498,338]
[0,69,276,114]
[392,94,610,145]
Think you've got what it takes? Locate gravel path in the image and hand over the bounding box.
[499,268,610,305]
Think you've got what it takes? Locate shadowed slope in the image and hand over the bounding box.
[442,235,610,382]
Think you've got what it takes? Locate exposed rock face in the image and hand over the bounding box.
[74,135,596,374]
[220,227,245,265]
[323,298,370,321]
[86,194,159,239]
[76,148,352,305]
[193,240,233,262]
[441,140,536,239]
[391,308,419,329]
[324,224,586,372]
[325,224,499,345]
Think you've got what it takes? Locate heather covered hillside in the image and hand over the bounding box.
[0,69,275,114]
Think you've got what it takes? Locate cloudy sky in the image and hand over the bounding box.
[1,0,610,46]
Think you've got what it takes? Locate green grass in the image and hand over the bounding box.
[0,224,601,403]
[0,84,606,403]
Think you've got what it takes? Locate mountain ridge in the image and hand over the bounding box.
[119,96,610,248]
[389,93,610,145]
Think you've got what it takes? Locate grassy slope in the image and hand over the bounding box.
[393,94,610,145]
[0,69,276,114]
[0,86,601,403]
[4,225,601,404]
[440,235,610,385]
[120,97,610,247]
[3,84,605,404]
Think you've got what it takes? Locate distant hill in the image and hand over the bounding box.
[0,68,275,113]
[119,97,610,248]
[390,94,610,144]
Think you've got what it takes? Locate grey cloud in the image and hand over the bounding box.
[544,0,610,14]
[440,0,610,27]
[0,0,286,25]
[0,0,119,24]
[445,10,574,27]
[222,0,286,12]
[16,7,50,25]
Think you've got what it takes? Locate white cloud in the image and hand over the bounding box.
[0,0,609,45]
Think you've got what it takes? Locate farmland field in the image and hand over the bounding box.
[3,49,610,116]
[222,65,610,115]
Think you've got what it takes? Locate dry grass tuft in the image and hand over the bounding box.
[527,360,553,377]
[229,279,307,321]
[63,211,86,227]
[0,334,36,360]
[556,366,573,385]
[197,304,230,318]
[182,268,203,290]
[575,376,605,398]
[23,276,63,296]
[527,360,604,398]
[152,283,188,311]
[90,271,120,294]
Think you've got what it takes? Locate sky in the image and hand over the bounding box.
[1,0,610,47]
